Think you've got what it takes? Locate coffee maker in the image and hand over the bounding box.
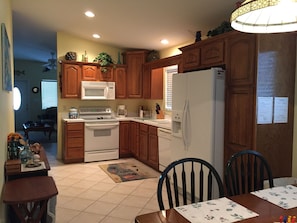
[117,105,127,117]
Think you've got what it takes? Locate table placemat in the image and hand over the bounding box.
[174,197,259,223]
[251,185,297,209]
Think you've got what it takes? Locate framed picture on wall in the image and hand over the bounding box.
[1,23,12,91]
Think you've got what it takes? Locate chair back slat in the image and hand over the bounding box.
[207,170,213,200]
[225,150,274,196]
[199,164,204,202]
[157,157,224,210]
[191,162,195,203]
[165,175,173,208]
[172,168,179,207]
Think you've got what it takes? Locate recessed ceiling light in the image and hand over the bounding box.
[161,39,169,45]
[93,34,100,39]
[85,11,95,18]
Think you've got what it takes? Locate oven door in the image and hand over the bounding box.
[85,121,119,151]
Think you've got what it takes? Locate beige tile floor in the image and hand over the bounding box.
[45,144,161,223]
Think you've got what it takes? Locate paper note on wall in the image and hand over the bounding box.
[257,97,273,124]
[274,97,288,123]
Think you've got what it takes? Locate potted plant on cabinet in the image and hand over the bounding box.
[93,52,114,73]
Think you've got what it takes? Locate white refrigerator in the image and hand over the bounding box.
[171,67,225,179]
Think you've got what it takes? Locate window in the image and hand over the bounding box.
[13,87,21,110]
[164,65,178,111]
[41,80,57,109]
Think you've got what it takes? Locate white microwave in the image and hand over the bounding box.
[81,81,115,100]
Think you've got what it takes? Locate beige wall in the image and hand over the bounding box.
[0,0,13,222]
[159,40,193,58]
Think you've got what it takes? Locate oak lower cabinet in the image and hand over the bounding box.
[139,123,149,162]
[61,63,81,98]
[63,122,84,163]
[138,123,159,170]
[119,121,131,158]
[129,121,139,158]
[147,125,159,170]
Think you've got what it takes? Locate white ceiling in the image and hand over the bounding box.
[12,0,239,63]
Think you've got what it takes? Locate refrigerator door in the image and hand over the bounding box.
[171,68,225,178]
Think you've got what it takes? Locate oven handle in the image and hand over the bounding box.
[85,122,119,130]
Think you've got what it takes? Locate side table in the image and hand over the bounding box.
[2,176,58,223]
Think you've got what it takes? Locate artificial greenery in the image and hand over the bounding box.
[93,52,114,72]
[207,21,233,37]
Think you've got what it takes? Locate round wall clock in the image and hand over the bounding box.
[32,87,39,93]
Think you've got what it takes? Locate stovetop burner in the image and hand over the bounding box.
[79,106,117,122]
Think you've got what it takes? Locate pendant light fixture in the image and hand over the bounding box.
[231,0,297,33]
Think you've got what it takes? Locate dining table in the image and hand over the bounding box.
[135,186,297,223]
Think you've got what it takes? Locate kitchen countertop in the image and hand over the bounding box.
[64,117,172,130]
[119,117,172,130]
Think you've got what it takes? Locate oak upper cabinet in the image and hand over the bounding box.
[114,65,127,99]
[143,66,163,99]
[119,121,131,158]
[147,125,159,170]
[82,65,97,81]
[63,122,84,163]
[200,38,224,67]
[130,121,139,158]
[123,50,149,98]
[180,43,200,72]
[61,62,81,98]
[226,32,256,87]
[98,66,114,82]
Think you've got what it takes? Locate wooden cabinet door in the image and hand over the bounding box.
[143,67,163,99]
[200,40,224,67]
[124,51,148,98]
[139,123,148,162]
[226,33,256,86]
[180,44,200,72]
[63,122,84,163]
[148,126,159,170]
[82,65,97,81]
[98,66,114,81]
[114,66,127,98]
[62,63,81,98]
[119,121,131,158]
[224,86,256,169]
[129,121,139,158]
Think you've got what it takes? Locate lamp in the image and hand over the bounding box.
[231,0,297,33]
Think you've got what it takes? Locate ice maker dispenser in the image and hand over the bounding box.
[172,110,183,137]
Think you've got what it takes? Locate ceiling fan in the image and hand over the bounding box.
[42,52,56,72]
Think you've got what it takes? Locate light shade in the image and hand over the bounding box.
[231,0,297,33]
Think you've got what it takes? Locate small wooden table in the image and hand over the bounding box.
[5,146,50,181]
[2,176,58,223]
[135,192,297,223]
[23,123,54,140]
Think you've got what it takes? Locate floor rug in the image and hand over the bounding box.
[99,161,160,183]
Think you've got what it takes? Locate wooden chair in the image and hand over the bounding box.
[225,150,274,196]
[157,157,224,210]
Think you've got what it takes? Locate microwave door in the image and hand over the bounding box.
[83,87,107,99]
